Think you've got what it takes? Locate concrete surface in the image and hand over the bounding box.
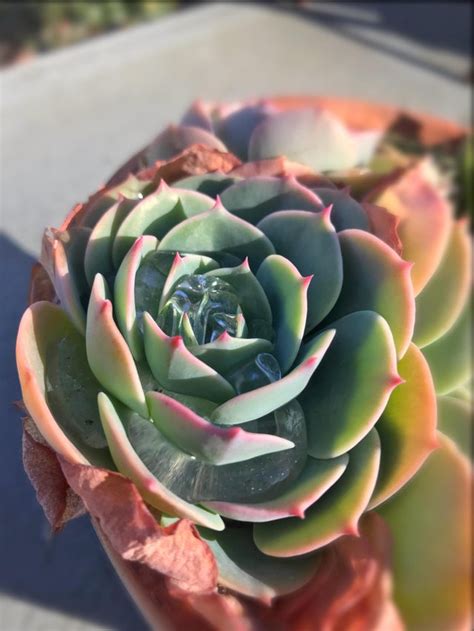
[0,2,471,629]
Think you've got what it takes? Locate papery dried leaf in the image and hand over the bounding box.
[28,262,56,304]
[58,457,218,594]
[22,418,85,530]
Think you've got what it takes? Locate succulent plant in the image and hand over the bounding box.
[17,97,471,630]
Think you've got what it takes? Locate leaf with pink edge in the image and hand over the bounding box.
[216,103,274,160]
[370,160,452,295]
[378,434,471,631]
[211,329,335,425]
[325,229,415,358]
[369,343,437,509]
[84,198,137,285]
[413,220,470,347]
[97,393,224,531]
[199,525,320,603]
[114,236,158,360]
[144,124,227,162]
[422,299,471,395]
[248,109,358,172]
[142,313,235,403]
[254,429,381,557]
[112,183,215,267]
[299,311,399,459]
[51,227,91,334]
[146,392,294,465]
[437,395,471,460]
[203,454,348,522]
[313,188,370,231]
[16,302,110,466]
[158,199,275,269]
[191,336,273,375]
[258,210,343,331]
[220,175,323,225]
[87,274,147,417]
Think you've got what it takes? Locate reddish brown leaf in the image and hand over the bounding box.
[58,457,218,594]
[22,418,85,531]
[28,262,56,305]
[363,202,403,254]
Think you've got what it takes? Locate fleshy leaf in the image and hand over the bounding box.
[258,209,343,331]
[142,313,235,403]
[413,220,470,347]
[173,173,241,197]
[200,525,320,603]
[191,336,273,375]
[370,160,452,295]
[248,109,359,172]
[422,300,471,395]
[112,183,215,267]
[254,429,381,557]
[378,434,471,631]
[98,393,224,530]
[114,235,158,360]
[313,187,370,231]
[84,199,137,285]
[204,454,348,522]
[256,254,309,372]
[326,229,415,358]
[17,302,92,464]
[146,391,294,465]
[369,343,437,509]
[216,103,272,160]
[299,311,399,459]
[205,258,272,328]
[437,395,471,460]
[220,175,323,225]
[144,124,227,162]
[211,329,335,425]
[158,198,275,269]
[87,275,147,417]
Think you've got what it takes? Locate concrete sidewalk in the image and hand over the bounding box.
[0,3,470,629]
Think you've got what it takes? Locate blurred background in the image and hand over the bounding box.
[0,2,471,630]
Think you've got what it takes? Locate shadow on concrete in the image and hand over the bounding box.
[0,232,147,630]
[272,1,471,83]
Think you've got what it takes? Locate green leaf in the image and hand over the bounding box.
[313,187,370,231]
[191,336,273,375]
[173,173,241,197]
[258,209,343,331]
[158,198,275,269]
[254,429,381,557]
[437,395,471,460]
[86,274,147,417]
[326,229,415,358]
[158,252,219,311]
[300,311,399,458]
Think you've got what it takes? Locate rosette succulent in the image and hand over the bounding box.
[17,97,471,630]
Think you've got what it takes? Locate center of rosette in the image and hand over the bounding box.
[157,274,246,344]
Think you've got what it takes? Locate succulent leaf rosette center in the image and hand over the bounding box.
[17,99,469,609]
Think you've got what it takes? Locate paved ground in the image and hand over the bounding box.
[0,3,471,630]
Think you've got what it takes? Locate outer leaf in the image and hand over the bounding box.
[204,454,348,522]
[256,254,309,373]
[300,311,399,459]
[158,198,275,269]
[200,526,320,603]
[422,299,471,394]
[313,187,370,231]
[254,430,381,557]
[146,392,294,465]
[413,220,470,347]
[191,335,273,375]
[142,313,235,403]
[378,434,471,631]
[114,235,158,360]
[248,109,358,172]
[369,343,437,509]
[326,229,415,358]
[437,395,471,460]
[16,302,90,464]
[144,124,227,162]
[173,173,241,197]
[258,209,343,331]
[211,329,335,425]
[87,275,147,417]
